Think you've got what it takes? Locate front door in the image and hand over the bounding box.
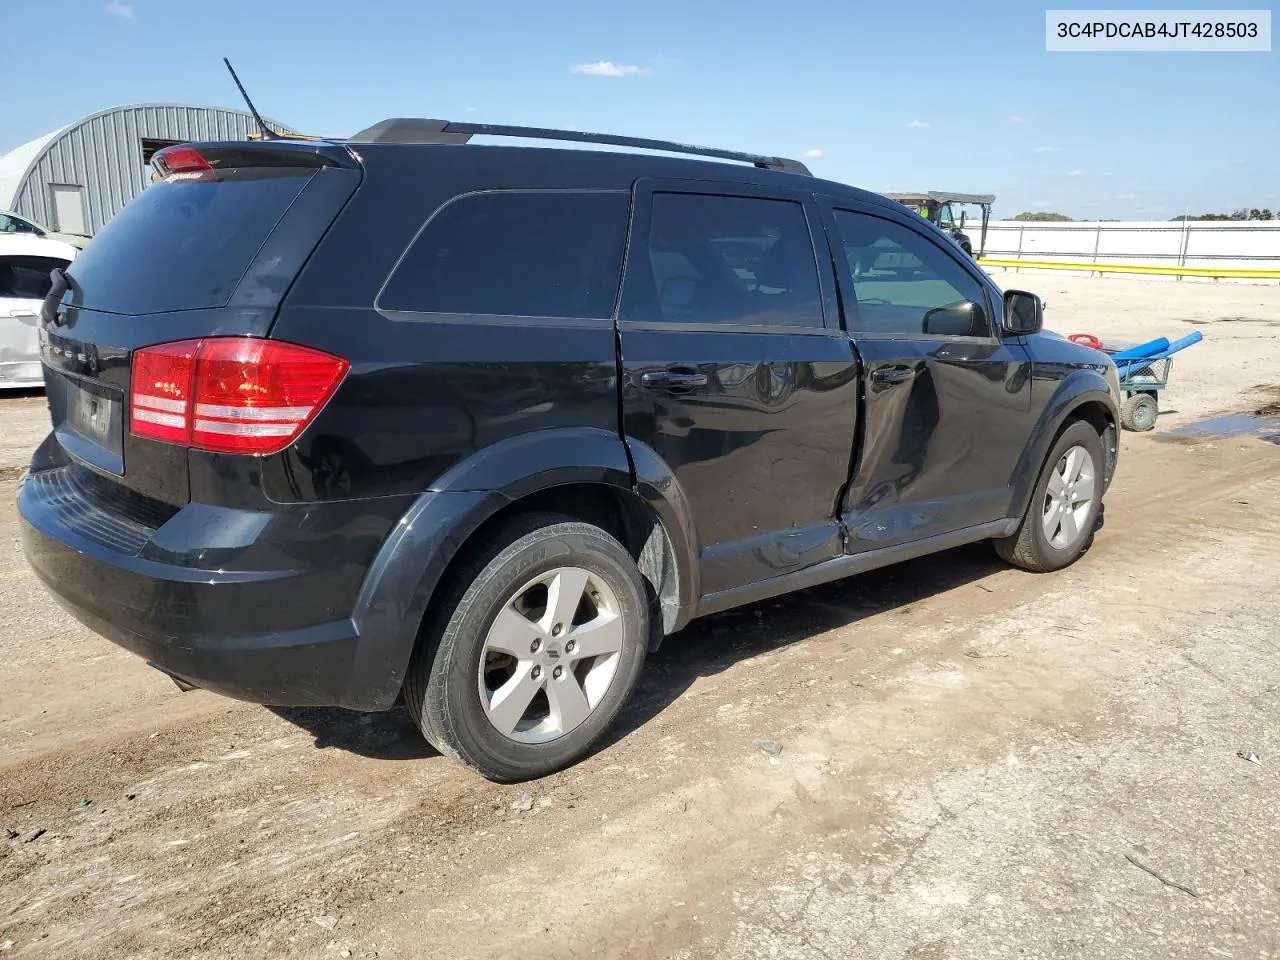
[617,183,859,598]
[823,200,1033,551]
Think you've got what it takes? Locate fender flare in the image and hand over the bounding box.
[1009,371,1117,520]
[340,427,699,708]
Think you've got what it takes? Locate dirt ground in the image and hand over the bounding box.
[2,274,1279,960]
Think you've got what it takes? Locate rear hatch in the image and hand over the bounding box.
[40,141,360,507]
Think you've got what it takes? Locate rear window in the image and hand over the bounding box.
[66,168,315,315]
[0,255,71,299]
[378,191,630,319]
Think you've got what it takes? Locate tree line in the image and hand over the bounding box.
[1169,208,1273,221]
[1010,209,1276,222]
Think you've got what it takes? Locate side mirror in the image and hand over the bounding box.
[1003,289,1043,335]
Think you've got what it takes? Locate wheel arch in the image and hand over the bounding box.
[1010,373,1118,519]
[343,428,698,710]
[433,481,690,643]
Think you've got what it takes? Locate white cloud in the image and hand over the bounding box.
[105,0,134,15]
[1083,200,1102,207]
[1007,115,1028,123]
[905,120,930,129]
[1116,193,1140,201]
[1065,169,1083,177]
[1034,200,1055,208]
[802,148,824,159]
[571,61,649,77]
[465,106,478,113]
[1033,146,1059,154]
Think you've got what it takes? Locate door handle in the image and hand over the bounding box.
[869,365,914,386]
[9,310,38,319]
[640,370,709,392]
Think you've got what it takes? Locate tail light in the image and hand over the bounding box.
[131,338,349,454]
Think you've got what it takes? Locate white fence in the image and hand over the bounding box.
[976,219,1280,279]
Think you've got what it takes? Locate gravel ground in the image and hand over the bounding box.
[2,274,1279,959]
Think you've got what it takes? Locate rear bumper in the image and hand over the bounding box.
[17,460,488,711]
[22,524,365,705]
[0,359,43,389]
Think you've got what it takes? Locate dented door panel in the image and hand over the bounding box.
[841,336,1032,550]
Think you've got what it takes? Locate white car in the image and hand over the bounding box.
[0,210,90,249]
[1,234,76,389]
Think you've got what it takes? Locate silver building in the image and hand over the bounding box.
[0,104,292,237]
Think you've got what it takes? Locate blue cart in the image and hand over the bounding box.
[1106,331,1204,432]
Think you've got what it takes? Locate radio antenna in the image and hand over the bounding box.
[223,58,277,140]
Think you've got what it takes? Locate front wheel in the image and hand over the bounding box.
[994,420,1104,572]
[405,513,649,782]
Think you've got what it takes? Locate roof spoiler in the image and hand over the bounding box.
[346,118,812,176]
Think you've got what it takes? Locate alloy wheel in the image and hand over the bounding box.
[477,567,625,743]
[1041,444,1096,549]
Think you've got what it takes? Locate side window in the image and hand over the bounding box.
[620,192,822,327]
[832,210,991,337]
[0,256,70,299]
[379,191,629,319]
[0,214,37,234]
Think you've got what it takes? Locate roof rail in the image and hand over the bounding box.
[346,118,812,176]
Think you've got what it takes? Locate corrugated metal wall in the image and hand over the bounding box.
[11,104,292,236]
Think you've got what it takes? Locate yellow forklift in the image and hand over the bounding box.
[883,191,994,257]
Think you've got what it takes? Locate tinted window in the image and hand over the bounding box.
[0,255,71,299]
[620,193,822,327]
[0,214,40,235]
[66,168,316,315]
[380,191,629,319]
[832,210,990,337]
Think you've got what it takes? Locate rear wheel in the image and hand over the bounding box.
[1120,392,1158,432]
[994,420,1103,572]
[405,513,648,782]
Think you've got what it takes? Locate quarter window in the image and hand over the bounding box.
[621,193,822,327]
[379,191,630,319]
[832,210,991,337]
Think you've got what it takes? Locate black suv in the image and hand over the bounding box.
[19,120,1120,781]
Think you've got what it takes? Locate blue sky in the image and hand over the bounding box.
[3,0,1276,219]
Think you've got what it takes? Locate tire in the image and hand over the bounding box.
[404,512,649,782]
[1120,392,1158,432]
[994,420,1104,573]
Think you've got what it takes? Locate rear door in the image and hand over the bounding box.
[1,253,70,387]
[821,199,1032,550]
[617,181,859,597]
[40,144,358,504]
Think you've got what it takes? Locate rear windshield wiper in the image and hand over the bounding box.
[43,267,71,325]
